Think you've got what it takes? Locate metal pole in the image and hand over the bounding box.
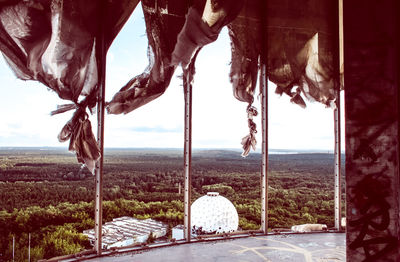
[260,0,268,234]
[94,73,105,254]
[334,98,341,230]
[12,235,14,262]
[95,1,106,255]
[334,0,344,231]
[260,64,268,233]
[28,233,30,262]
[183,71,192,241]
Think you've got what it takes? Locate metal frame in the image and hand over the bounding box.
[260,0,269,234]
[260,64,268,233]
[94,67,105,254]
[334,0,344,231]
[181,67,267,238]
[334,97,341,230]
[94,1,107,255]
[91,0,346,250]
[183,71,192,241]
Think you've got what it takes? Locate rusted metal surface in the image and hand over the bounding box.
[344,0,399,260]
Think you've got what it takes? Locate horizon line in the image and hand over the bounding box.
[0,146,343,153]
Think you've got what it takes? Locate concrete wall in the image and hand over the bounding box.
[344,0,400,261]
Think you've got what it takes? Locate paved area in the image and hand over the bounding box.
[88,233,345,262]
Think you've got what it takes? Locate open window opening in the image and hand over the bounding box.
[0,0,346,260]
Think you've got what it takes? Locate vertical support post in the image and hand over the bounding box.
[95,1,106,255]
[260,0,268,234]
[260,63,268,234]
[334,0,343,231]
[12,235,14,262]
[334,97,342,230]
[94,65,105,254]
[183,71,192,241]
[28,233,30,262]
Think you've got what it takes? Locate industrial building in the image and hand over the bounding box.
[83,217,168,249]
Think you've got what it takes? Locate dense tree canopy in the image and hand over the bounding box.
[0,149,345,260]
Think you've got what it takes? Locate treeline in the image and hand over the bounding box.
[0,195,335,260]
[0,149,345,260]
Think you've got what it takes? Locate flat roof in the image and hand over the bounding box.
[84,217,168,246]
[84,232,345,262]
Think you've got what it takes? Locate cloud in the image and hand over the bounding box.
[128,126,182,133]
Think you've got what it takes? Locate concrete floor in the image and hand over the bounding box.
[87,233,345,262]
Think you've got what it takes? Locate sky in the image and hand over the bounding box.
[0,5,344,152]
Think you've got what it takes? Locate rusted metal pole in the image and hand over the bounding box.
[183,71,192,241]
[95,1,106,255]
[94,66,105,254]
[28,233,30,262]
[260,0,268,234]
[334,0,343,231]
[260,63,268,234]
[334,98,342,230]
[12,235,14,262]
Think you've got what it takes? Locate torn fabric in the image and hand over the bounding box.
[241,105,258,157]
[0,0,341,163]
[58,109,100,173]
[0,0,139,172]
[228,0,339,156]
[108,0,244,115]
[107,0,186,115]
[171,0,244,69]
[108,0,339,157]
[229,0,339,108]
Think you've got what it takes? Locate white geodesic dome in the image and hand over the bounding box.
[191,192,239,234]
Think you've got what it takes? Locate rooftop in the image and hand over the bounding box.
[83,217,168,248]
[80,232,345,262]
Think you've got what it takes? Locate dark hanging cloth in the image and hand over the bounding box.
[107,0,244,115]
[0,0,339,164]
[229,0,339,155]
[0,0,139,173]
[107,0,188,115]
[229,0,339,107]
[108,0,338,157]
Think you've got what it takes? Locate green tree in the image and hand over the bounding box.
[42,225,89,258]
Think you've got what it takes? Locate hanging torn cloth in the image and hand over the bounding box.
[0,0,139,173]
[108,0,339,157]
[229,0,340,156]
[0,0,340,162]
[107,0,187,115]
[171,0,244,69]
[107,0,244,114]
[229,0,339,107]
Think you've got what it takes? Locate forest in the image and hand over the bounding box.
[0,147,345,261]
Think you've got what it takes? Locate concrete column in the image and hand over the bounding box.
[344,1,400,261]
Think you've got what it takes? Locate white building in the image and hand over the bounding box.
[83,216,168,249]
[191,192,239,235]
[172,224,185,240]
